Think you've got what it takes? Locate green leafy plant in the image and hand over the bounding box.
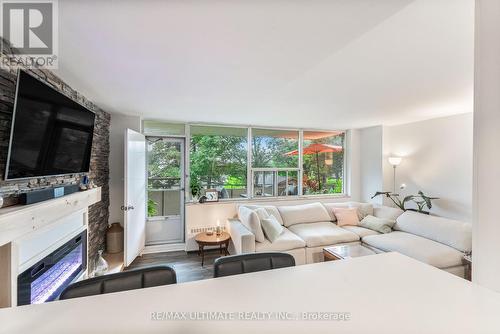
[147,199,158,217]
[371,190,439,213]
[371,191,413,211]
[412,191,439,212]
[190,177,201,198]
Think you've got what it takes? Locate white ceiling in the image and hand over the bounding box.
[55,0,474,129]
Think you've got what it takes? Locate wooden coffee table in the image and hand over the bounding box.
[323,244,376,261]
[194,232,230,266]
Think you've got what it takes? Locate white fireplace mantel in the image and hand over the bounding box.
[0,187,101,308]
[0,188,101,247]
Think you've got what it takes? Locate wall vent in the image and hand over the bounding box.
[189,226,227,235]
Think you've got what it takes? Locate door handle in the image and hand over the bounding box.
[121,205,135,211]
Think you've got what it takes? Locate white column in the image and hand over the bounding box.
[473,0,500,290]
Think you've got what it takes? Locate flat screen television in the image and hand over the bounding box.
[5,70,95,180]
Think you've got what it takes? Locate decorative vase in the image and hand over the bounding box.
[106,222,124,254]
[94,250,108,276]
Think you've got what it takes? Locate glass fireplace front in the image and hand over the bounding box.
[17,230,87,305]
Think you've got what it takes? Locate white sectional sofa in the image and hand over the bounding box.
[227,202,472,278]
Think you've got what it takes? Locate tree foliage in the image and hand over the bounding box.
[303,133,345,194]
[190,135,247,190]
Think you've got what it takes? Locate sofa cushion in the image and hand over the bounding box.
[255,228,306,252]
[278,202,331,227]
[362,231,464,269]
[240,205,284,225]
[323,202,374,221]
[341,226,380,238]
[288,222,359,247]
[373,206,404,221]
[394,211,472,252]
[237,206,266,242]
[359,215,396,234]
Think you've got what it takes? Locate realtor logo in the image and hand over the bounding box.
[1,0,58,68]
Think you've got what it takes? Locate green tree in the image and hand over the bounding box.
[147,139,181,189]
[252,136,298,168]
[190,135,247,194]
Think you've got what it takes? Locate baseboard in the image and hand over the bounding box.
[142,243,186,254]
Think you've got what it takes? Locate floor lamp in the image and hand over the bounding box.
[388,157,402,194]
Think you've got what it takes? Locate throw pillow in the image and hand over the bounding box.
[359,215,396,234]
[254,207,270,221]
[238,206,266,242]
[260,215,284,243]
[332,208,360,226]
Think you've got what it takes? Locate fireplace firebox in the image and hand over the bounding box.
[17,230,87,305]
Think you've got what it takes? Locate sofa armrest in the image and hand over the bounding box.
[227,218,255,254]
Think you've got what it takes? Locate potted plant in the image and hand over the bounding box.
[147,199,158,217]
[407,191,439,214]
[190,177,201,201]
[371,190,439,214]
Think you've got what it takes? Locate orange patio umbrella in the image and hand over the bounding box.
[285,143,343,190]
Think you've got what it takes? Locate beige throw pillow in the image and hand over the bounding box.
[261,215,284,243]
[238,206,266,242]
[254,207,270,220]
[332,208,360,226]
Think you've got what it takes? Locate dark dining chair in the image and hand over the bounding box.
[213,252,295,278]
[59,265,176,300]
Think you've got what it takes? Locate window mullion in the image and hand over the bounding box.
[247,127,252,199]
[185,124,191,202]
[298,130,304,196]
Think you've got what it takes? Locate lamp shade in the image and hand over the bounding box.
[388,156,402,166]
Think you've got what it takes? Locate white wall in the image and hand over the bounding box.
[473,0,500,291]
[383,113,473,221]
[359,126,384,204]
[108,113,142,226]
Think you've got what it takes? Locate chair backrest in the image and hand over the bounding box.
[59,265,176,300]
[213,252,295,278]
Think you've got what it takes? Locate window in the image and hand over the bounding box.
[302,131,345,195]
[190,126,248,199]
[251,129,299,197]
[143,120,185,136]
[145,121,347,201]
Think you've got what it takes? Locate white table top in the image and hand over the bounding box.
[1,252,500,334]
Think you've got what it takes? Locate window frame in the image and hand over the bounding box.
[142,120,349,203]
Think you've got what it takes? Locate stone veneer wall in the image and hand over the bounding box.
[0,38,110,271]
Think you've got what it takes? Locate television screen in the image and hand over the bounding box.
[5,71,95,180]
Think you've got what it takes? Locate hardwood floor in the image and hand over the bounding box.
[127,250,225,282]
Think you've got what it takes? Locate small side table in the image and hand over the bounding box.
[194,232,230,266]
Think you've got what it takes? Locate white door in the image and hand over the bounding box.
[124,129,146,267]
